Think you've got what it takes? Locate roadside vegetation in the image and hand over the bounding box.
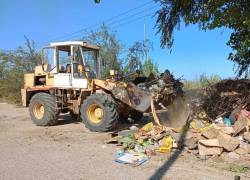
[183,73,221,90]
[0,22,223,105]
[0,25,159,104]
[183,73,221,100]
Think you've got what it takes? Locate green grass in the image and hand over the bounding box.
[220,164,247,173]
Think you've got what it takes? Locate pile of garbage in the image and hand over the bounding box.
[105,109,250,166]
[202,79,250,119]
[105,79,250,167]
[106,122,179,165]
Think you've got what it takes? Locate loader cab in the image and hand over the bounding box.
[41,41,101,88]
[71,46,100,79]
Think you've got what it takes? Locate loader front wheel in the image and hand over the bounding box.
[81,94,119,132]
[29,92,59,126]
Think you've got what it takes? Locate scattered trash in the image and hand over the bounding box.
[226,152,241,159]
[139,152,148,159]
[104,79,250,167]
[171,149,178,154]
[122,136,130,140]
[198,110,206,119]
[118,127,139,136]
[190,122,199,130]
[172,125,188,133]
[223,118,231,126]
[145,149,153,155]
[134,145,146,153]
[139,122,153,135]
[159,136,172,153]
[215,117,224,124]
[0,115,7,118]
[220,153,227,158]
[115,153,147,165]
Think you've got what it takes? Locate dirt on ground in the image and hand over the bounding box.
[0,103,249,180]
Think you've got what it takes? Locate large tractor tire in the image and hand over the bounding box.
[130,109,143,123]
[29,92,59,126]
[49,110,60,126]
[81,94,119,132]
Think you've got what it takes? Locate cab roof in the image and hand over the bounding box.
[50,41,101,50]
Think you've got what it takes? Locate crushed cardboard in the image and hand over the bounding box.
[239,141,250,153]
[214,125,235,134]
[233,147,248,155]
[234,110,247,136]
[202,128,240,151]
[198,139,223,156]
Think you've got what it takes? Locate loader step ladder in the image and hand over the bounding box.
[55,89,67,110]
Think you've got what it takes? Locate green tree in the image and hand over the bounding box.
[82,25,159,79]
[124,40,156,76]
[81,24,126,78]
[142,57,160,77]
[153,0,250,77]
[0,37,40,103]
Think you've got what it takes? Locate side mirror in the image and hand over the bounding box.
[84,65,90,72]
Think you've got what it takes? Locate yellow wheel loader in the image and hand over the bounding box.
[21,41,183,132]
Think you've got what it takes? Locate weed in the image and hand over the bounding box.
[209,164,216,168]
[220,164,247,173]
[229,164,247,173]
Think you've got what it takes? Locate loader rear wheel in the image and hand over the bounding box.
[29,92,59,126]
[81,94,119,132]
[130,110,143,123]
[50,110,60,126]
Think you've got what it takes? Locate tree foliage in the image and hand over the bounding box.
[153,0,250,77]
[143,57,160,77]
[0,37,40,103]
[81,24,126,78]
[82,25,159,78]
[123,40,154,75]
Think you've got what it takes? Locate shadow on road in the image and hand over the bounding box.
[56,112,151,130]
[55,106,192,180]
[56,114,81,126]
[148,107,192,180]
[148,130,188,180]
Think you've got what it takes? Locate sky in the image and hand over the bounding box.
[0,0,236,80]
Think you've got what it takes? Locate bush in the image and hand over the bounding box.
[0,37,40,104]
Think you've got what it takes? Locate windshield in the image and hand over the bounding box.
[72,46,99,79]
